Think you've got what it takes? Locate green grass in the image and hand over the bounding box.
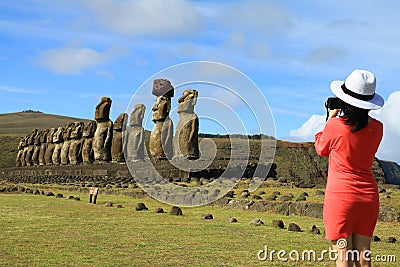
[0,190,399,266]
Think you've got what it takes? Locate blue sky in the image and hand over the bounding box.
[1,0,400,162]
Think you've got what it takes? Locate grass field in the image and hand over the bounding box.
[1,188,399,266]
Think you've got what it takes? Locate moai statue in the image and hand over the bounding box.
[20,134,29,166]
[61,123,75,165]
[15,136,26,167]
[174,90,199,160]
[51,126,64,165]
[45,128,57,165]
[38,129,49,166]
[82,120,97,164]
[125,104,146,162]
[69,122,84,165]
[149,79,174,159]
[111,113,128,163]
[93,97,113,162]
[32,130,43,165]
[25,129,38,166]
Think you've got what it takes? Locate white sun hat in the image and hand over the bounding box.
[330,69,384,110]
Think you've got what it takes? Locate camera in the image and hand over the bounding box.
[325,97,342,109]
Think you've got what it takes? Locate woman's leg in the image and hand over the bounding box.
[352,233,372,267]
[332,235,354,267]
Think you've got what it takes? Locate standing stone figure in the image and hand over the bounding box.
[15,136,27,167]
[69,122,84,165]
[111,113,128,163]
[125,104,146,162]
[61,123,75,165]
[51,127,64,165]
[25,129,38,166]
[38,129,48,166]
[174,89,199,159]
[93,97,113,162]
[82,120,97,164]
[150,79,174,159]
[45,128,57,165]
[32,130,42,165]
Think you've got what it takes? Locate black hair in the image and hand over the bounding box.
[339,100,370,132]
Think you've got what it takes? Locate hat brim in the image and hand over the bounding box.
[330,80,384,110]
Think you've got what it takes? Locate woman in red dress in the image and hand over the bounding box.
[315,69,384,267]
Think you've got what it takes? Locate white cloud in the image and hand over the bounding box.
[37,47,106,74]
[81,0,201,37]
[0,85,39,94]
[289,91,400,164]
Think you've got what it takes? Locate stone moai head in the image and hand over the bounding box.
[129,104,146,127]
[63,123,75,141]
[114,113,128,131]
[94,97,112,122]
[70,122,84,139]
[18,136,27,149]
[34,130,42,145]
[53,127,64,143]
[47,128,56,143]
[40,129,49,143]
[178,89,198,113]
[152,96,171,122]
[83,120,97,138]
[28,129,39,145]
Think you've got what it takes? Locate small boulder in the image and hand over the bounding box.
[241,191,250,198]
[170,206,183,216]
[117,204,123,208]
[258,191,266,195]
[227,216,238,223]
[201,214,213,220]
[266,194,277,201]
[372,235,381,242]
[225,191,235,198]
[34,189,41,195]
[272,220,284,229]
[387,237,397,243]
[104,202,113,207]
[155,208,165,213]
[252,195,262,200]
[46,192,54,197]
[249,218,264,226]
[67,196,75,200]
[279,195,292,202]
[136,202,148,211]
[299,192,309,197]
[55,193,63,198]
[315,190,325,196]
[296,196,307,202]
[75,197,80,201]
[378,188,386,194]
[311,225,321,235]
[288,223,302,232]
[272,191,281,196]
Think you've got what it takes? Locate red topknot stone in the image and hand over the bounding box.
[152,78,174,97]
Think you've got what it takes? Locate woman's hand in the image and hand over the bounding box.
[327,109,340,120]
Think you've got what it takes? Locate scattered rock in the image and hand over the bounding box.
[227,216,237,223]
[252,195,262,200]
[41,191,45,195]
[46,192,54,197]
[279,195,293,202]
[241,191,250,198]
[299,192,309,197]
[288,223,302,232]
[155,208,165,213]
[315,190,325,196]
[117,204,123,208]
[266,194,277,201]
[170,206,183,216]
[296,196,307,202]
[201,214,213,220]
[387,237,397,243]
[33,189,40,195]
[258,191,266,195]
[67,196,75,200]
[311,225,321,235]
[104,202,113,207]
[249,218,264,226]
[272,191,281,196]
[372,235,381,242]
[225,191,235,198]
[272,220,284,229]
[56,193,63,198]
[75,197,80,201]
[136,202,148,211]
[379,188,387,194]
[25,189,33,194]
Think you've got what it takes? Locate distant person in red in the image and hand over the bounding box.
[315,69,384,267]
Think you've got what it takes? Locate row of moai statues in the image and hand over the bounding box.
[15,78,199,166]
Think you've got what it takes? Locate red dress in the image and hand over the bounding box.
[314,117,383,240]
